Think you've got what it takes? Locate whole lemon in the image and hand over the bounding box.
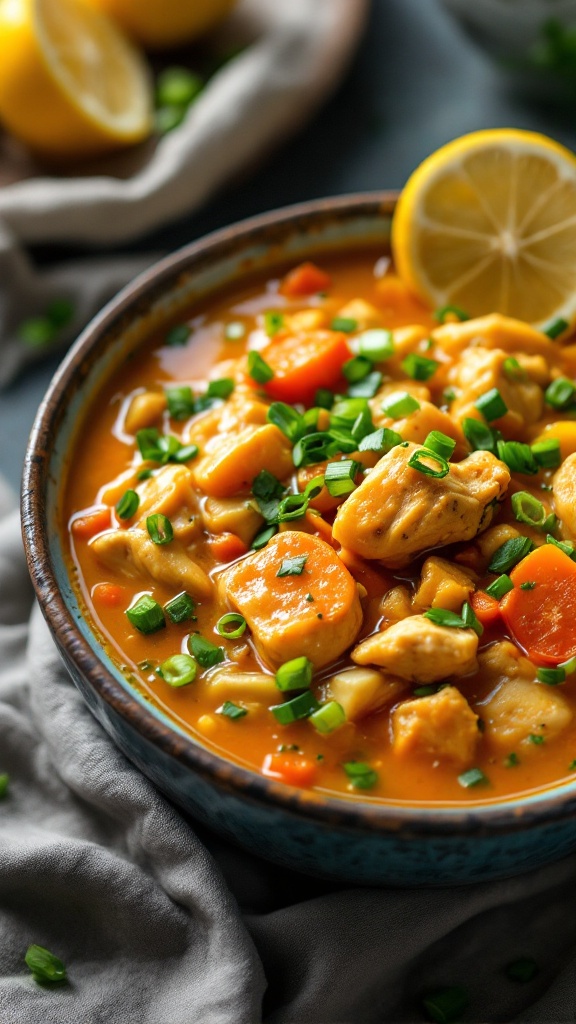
[83,0,238,50]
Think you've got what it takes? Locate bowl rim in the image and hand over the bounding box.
[21,190,576,837]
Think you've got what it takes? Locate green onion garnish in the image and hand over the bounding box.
[315,388,334,409]
[115,489,139,520]
[159,653,197,687]
[503,356,526,381]
[263,311,284,337]
[423,604,483,635]
[475,387,508,421]
[188,634,225,667]
[511,491,546,528]
[496,440,538,475]
[135,428,197,465]
[351,404,375,443]
[421,986,469,1024]
[216,613,247,638]
[505,957,539,983]
[225,321,246,341]
[18,298,74,348]
[343,761,378,789]
[358,427,402,454]
[529,733,545,744]
[461,600,484,636]
[520,581,536,590]
[165,324,191,347]
[251,525,278,550]
[271,691,320,724]
[422,431,456,461]
[434,305,470,323]
[401,352,439,380]
[357,328,394,361]
[543,318,569,340]
[206,378,235,400]
[25,945,67,985]
[560,655,576,675]
[156,66,202,106]
[164,592,196,624]
[219,701,248,720]
[146,513,174,545]
[276,656,313,692]
[275,479,324,523]
[0,773,9,798]
[381,391,420,418]
[324,459,362,497]
[126,595,165,634]
[166,385,195,420]
[330,316,357,333]
[488,537,533,574]
[173,443,199,464]
[537,666,565,685]
[347,370,383,398]
[342,355,372,384]
[267,402,304,442]
[504,752,520,768]
[407,449,450,478]
[309,701,346,734]
[247,350,274,384]
[277,555,308,577]
[485,574,513,599]
[462,417,498,454]
[545,376,576,409]
[331,397,369,427]
[252,468,285,503]
[458,767,488,788]
[531,438,561,469]
[546,534,576,559]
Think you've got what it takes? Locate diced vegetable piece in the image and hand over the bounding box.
[500,544,576,664]
[193,424,293,498]
[470,589,501,628]
[258,330,351,406]
[391,686,479,765]
[279,261,331,297]
[263,751,319,787]
[327,667,408,720]
[71,507,111,540]
[413,556,476,613]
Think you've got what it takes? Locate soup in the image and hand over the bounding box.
[64,250,576,804]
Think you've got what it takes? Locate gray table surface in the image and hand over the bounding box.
[2,0,576,494]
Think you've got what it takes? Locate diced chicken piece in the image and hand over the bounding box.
[553,453,576,540]
[352,614,478,683]
[327,667,408,721]
[124,390,167,434]
[91,528,212,597]
[285,309,327,332]
[372,397,467,453]
[134,464,201,545]
[193,424,293,499]
[448,346,544,434]
[432,313,558,361]
[201,496,263,547]
[413,556,476,612]
[332,442,510,567]
[380,585,413,624]
[388,324,431,359]
[476,523,522,561]
[184,389,270,447]
[391,686,479,765]
[336,298,382,331]
[206,670,279,705]
[480,642,572,748]
[219,531,362,669]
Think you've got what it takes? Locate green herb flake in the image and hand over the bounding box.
[25,945,67,985]
[528,733,545,745]
[165,324,191,347]
[520,581,536,590]
[458,767,488,788]
[219,701,248,720]
[0,773,9,798]
[277,555,308,577]
[504,752,520,768]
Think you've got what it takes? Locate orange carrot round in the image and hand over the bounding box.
[470,589,501,629]
[500,543,576,664]
[279,261,331,297]
[71,507,111,541]
[92,582,126,607]
[208,532,248,563]
[261,329,350,406]
[262,751,318,787]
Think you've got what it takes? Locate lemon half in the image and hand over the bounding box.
[0,0,153,158]
[392,129,576,328]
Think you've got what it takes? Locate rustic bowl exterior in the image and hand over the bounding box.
[22,194,576,886]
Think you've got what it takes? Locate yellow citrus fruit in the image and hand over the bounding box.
[392,129,576,329]
[83,0,237,50]
[0,0,153,158]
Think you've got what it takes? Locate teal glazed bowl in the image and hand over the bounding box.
[21,194,576,886]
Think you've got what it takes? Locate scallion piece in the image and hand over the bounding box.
[156,66,202,106]
[216,612,247,638]
[401,352,439,381]
[0,773,9,798]
[276,656,313,692]
[164,592,196,624]
[357,328,394,361]
[275,478,324,523]
[173,443,199,464]
[343,761,378,789]
[358,426,402,454]
[347,370,383,398]
[247,350,274,384]
[485,574,513,599]
[407,448,449,478]
[277,554,308,577]
[461,600,484,636]
[165,324,190,347]
[146,513,174,545]
[424,606,478,632]
[271,690,320,724]
[560,655,576,675]
[225,321,246,341]
[342,355,372,384]
[166,385,195,420]
[324,459,362,497]
[496,440,538,475]
[504,753,520,768]
[543,317,569,340]
[511,491,546,528]
[458,767,488,788]
[115,489,139,520]
[421,986,469,1024]
[462,417,497,454]
[351,405,375,443]
[219,701,248,720]
[531,438,561,469]
[423,431,456,461]
[25,945,67,985]
[381,391,420,418]
[547,534,576,559]
[537,666,565,685]
[545,376,576,409]
[159,653,197,687]
[188,633,225,667]
[292,431,334,468]
[126,595,165,634]
[520,581,536,590]
[475,387,508,421]
[434,305,469,323]
[315,388,334,409]
[252,469,285,503]
[331,397,369,427]
[263,311,284,337]
[267,402,303,442]
[136,469,154,481]
[251,524,278,550]
[503,356,526,381]
[206,378,235,400]
[309,700,346,734]
[488,537,533,574]
[330,316,357,333]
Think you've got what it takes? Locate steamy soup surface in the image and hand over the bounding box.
[64,251,576,804]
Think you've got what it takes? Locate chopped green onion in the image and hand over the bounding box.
[277,554,308,577]
[251,524,278,550]
[126,595,165,634]
[252,469,285,502]
[267,402,303,441]
[458,767,488,788]
[543,317,569,340]
[546,534,576,559]
[475,387,508,421]
[504,752,520,768]
[358,427,402,454]
[347,370,383,398]
[537,666,565,685]
[315,388,334,409]
[545,376,576,409]
[136,469,154,481]
[407,449,449,478]
[156,66,202,106]
[206,378,235,400]
[496,440,538,475]
[461,600,484,636]
[0,773,9,798]
[343,761,378,789]
[166,385,195,420]
[275,478,324,523]
[401,352,439,380]
[331,397,369,427]
[343,355,372,383]
[424,606,480,633]
[485,574,514,599]
[292,431,335,467]
[324,459,362,497]
[263,311,284,337]
[188,634,225,667]
[165,324,191,347]
[247,350,274,384]
[155,106,186,134]
[172,443,199,464]
[421,986,469,1024]
[18,298,74,348]
[159,653,197,687]
[529,733,545,745]
[271,690,320,724]
[511,491,546,527]
[136,428,197,465]
[488,537,533,574]
[216,613,247,638]
[224,321,246,341]
[115,489,139,520]
[146,513,174,545]
[531,438,561,469]
[462,417,498,454]
[505,957,538,983]
[25,945,67,985]
[276,656,313,692]
[520,581,536,590]
[443,387,456,404]
[413,684,437,697]
[434,305,470,323]
[503,356,527,381]
[164,592,196,624]
[331,316,357,332]
[351,405,375,442]
[423,431,456,461]
[219,701,248,720]
[381,391,420,418]
[309,701,346,734]
[357,328,394,361]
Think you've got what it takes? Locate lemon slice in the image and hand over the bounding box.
[391,129,576,328]
[0,0,152,158]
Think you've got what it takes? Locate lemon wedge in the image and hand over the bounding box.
[83,0,237,50]
[392,129,576,329]
[0,0,153,159]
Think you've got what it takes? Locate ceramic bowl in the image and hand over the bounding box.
[22,194,576,886]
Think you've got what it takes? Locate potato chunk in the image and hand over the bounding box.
[124,390,166,434]
[391,687,479,765]
[201,496,263,547]
[553,452,576,540]
[219,531,362,669]
[91,528,212,598]
[193,424,293,498]
[352,614,478,683]
[207,670,279,705]
[332,442,510,567]
[413,556,476,612]
[327,667,408,721]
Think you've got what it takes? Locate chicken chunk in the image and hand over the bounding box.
[413,556,476,612]
[553,452,576,540]
[326,667,408,721]
[372,397,467,453]
[134,464,201,545]
[193,424,293,498]
[336,298,382,330]
[351,614,478,683]
[91,527,212,598]
[432,313,558,361]
[219,531,362,669]
[332,442,510,567]
[201,496,263,547]
[391,686,479,765]
[448,346,545,434]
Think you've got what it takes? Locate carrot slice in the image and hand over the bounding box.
[209,532,248,563]
[71,507,111,540]
[262,752,318,787]
[92,583,125,607]
[470,589,501,628]
[500,543,576,664]
[261,329,350,406]
[279,261,331,297]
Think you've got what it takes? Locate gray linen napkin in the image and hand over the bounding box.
[2,474,576,1023]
